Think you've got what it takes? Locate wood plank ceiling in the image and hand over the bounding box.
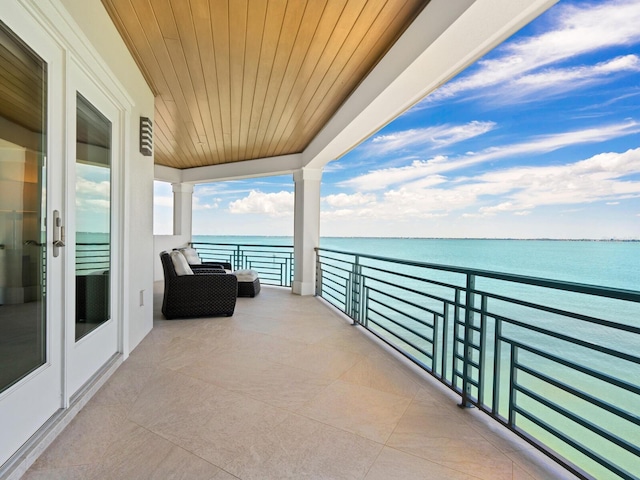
[101,0,428,169]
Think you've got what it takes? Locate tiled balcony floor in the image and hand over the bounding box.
[23,285,578,479]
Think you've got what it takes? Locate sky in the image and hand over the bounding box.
[154,0,640,239]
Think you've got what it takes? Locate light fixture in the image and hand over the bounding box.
[139,117,152,156]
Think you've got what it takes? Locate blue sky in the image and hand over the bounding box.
[154,0,640,239]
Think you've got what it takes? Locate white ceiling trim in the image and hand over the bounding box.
[155,153,303,184]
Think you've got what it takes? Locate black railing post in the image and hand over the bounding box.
[478,294,488,406]
[362,281,369,327]
[460,274,475,408]
[350,255,361,324]
[452,290,460,384]
[315,249,322,296]
[508,344,518,427]
[441,302,449,382]
[492,317,502,417]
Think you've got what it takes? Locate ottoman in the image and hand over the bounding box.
[233,269,261,297]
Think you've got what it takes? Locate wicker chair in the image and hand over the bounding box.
[160,251,238,319]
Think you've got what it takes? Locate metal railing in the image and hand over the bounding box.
[76,242,110,274]
[315,247,640,480]
[191,242,294,287]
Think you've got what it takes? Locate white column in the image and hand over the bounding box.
[292,167,322,296]
[171,183,193,236]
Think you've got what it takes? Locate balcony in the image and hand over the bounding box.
[23,282,577,479]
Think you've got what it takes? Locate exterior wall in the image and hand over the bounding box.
[60,0,155,351]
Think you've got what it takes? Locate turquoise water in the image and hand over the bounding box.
[193,235,640,291]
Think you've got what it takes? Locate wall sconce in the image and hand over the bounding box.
[139,117,153,156]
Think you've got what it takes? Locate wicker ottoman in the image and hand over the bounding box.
[233,269,261,297]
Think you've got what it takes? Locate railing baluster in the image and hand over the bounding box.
[508,344,518,428]
[460,274,475,408]
[350,255,361,323]
[478,294,488,406]
[492,316,502,418]
[433,312,439,377]
[361,279,368,326]
[442,302,448,383]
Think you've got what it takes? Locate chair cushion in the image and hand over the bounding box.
[233,269,259,282]
[179,247,201,265]
[170,250,194,275]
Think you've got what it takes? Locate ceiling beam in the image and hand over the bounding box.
[155,153,303,184]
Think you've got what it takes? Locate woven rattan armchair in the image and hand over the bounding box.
[160,251,238,319]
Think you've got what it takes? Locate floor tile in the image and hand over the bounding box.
[298,380,411,443]
[224,414,383,480]
[364,447,479,480]
[93,420,236,479]
[339,354,423,399]
[387,400,515,480]
[277,343,364,380]
[128,368,289,467]
[30,404,127,470]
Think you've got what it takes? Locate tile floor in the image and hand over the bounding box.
[23,284,578,479]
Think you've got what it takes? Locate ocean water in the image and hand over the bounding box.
[193,235,640,291]
[193,235,639,478]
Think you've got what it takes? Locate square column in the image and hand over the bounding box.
[292,168,322,295]
[172,183,193,236]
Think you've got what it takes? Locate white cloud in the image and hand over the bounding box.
[228,190,294,217]
[419,0,640,105]
[342,122,640,191]
[323,192,376,208]
[367,121,496,154]
[472,148,640,213]
[327,148,640,220]
[193,196,220,210]
[498,55,640,102]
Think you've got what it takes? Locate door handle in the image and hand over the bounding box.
[53,210,65,257]
[24,240,45,246]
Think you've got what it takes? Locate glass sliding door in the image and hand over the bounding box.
[0,17,63,468]
[66,64,119,397]
[75,94,111,341]
[0,20,47,393]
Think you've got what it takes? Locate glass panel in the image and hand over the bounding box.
[0,21,47,393]
[75,94,111,341]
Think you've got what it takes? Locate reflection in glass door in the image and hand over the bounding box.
[75,94,111,341]
[0,21,47,393]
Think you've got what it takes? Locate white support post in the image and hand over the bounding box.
[171,183,193,237]
[292,168,322,296]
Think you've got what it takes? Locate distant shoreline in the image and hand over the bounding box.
[193,235,640,242]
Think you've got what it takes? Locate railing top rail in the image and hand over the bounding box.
[315,247,640,302]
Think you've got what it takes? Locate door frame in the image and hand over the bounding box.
[63,55,126,403]
[0,2,65,469]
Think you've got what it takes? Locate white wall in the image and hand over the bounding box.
[59,0,155,351]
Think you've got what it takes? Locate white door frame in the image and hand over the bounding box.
[63,56,125,401]
[0,3,65,468]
